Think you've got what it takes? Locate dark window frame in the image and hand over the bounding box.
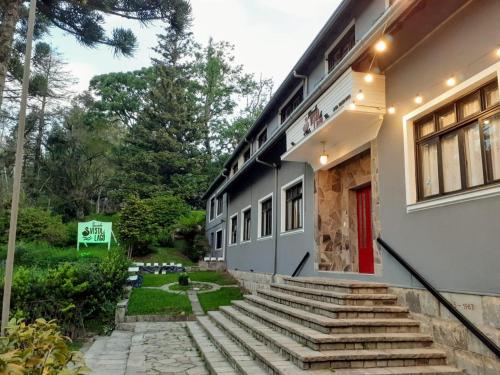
[280,87,304,124]
[414,80,500,201]
[327,26,355,73]
[260,197,272,238]
[242,208,251,242]
[243,147,251,162]
[232,163,238,175]
[285,182,303,232]
[258,129,268,148]
[215,229,223,250]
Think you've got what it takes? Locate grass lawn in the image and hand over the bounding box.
[127,288,192,316]
[141,271,238,287]
[198,287,244,313]
[132,246,194,266]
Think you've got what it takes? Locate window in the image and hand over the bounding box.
[258,195,272,238]
[209,198,215,220]
[229,214,238,245]
[243,147,251,162]
[210,232,214,248]
[215,229,223,250]
[232,163,238,175]
[414,80,500,201]
[285,182,303,231]
[241,207,251,242]
[327,27,355,73]
[216,195,223,216]
[280,88,304,124]
[258,129,267,148]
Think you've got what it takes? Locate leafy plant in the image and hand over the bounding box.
[178,273,189,286]
[0,318,89,374]
[171,211,208,261]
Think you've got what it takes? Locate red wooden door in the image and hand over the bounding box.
[357,186,374,274]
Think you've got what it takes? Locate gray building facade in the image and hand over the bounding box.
[204,1,500,371]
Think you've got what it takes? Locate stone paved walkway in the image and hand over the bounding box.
[85,322,209,375]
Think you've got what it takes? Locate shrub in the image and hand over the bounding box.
[14,207,70,246]
[0,318,89,374]
[171,210,208,261]
[178,273,189,286]
[146,194,190,234]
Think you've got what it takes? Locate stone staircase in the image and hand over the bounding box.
[187,276,463,375]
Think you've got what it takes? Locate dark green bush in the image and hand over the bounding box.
[178,273,189,286]
[171,210,208,261]
[12,207,70,246]
[146,194,190,233]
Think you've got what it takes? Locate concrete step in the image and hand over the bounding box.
[257,289,409,319]
[222,303,429,351]
[186,321,238,375]
[84,331,132,375]
[240,297,420,334]
[271,283,398,306]
[191,318,266,375]
[282,276,389,294]
[322,366,462,374]
[209,309,448,370]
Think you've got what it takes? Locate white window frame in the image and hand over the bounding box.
[214,229,224,250]
[278,84,304,125]
[280,175,304,235]
[208,196,216,222]
[216,195,223,218]
[324,19,356,74]
[240,205,252,243]
[257,192,273,240]
[228,213,238,246]
[403,62,500,212]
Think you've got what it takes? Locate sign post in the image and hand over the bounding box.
[77,220,115,250]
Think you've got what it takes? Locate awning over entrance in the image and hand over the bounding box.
[281,68,386,170]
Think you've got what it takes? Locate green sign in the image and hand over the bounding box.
[77,220,115,250]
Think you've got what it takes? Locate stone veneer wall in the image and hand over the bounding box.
[315,145,382,273]
[228,269,500,374]
[390,286,500,374]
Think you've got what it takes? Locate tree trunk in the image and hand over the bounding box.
[34,94,47,176]
[0,0,22,112]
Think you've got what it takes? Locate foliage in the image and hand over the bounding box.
[117,195,155,257]
[197,287,244,313]
[171,210,208,261]
[146,193,190,236]
[178,272,189,286]
[0,318,89,374]
[0,248,129,337]
[126,288,192,316]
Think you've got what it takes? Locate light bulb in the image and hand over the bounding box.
[319,154,328,165]
[356,90,365,101]
[349,102,356,110]
[446,77,456,87]
[364,73,374,83]
[414,94,423,104]
[388,106,396,114]
[375,39,387,52]
[496,47,500,57]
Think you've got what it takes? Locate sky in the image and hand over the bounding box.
[47,0,341,93]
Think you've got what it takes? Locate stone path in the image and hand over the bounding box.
[187,291,204,316]
[84,322,209,375]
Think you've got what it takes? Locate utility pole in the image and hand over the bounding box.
[1,0,37,335]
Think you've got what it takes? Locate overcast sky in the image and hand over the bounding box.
[47,0,341,93]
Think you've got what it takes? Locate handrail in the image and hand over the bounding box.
[377,237,500,358]
[292,251,310,277]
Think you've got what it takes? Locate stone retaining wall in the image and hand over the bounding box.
[228,269,500,374]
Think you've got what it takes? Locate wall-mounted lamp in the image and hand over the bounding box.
[319,141,328,166]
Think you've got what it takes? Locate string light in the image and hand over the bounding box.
[319,142,328,165]
[356,90,365,101]
[375,39,387,52]
[387,105,396,114]
[364,73,374,83]
[446,76,457,87]
[414,94,423,104]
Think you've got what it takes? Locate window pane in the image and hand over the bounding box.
[464,123,484,187]
[438,107,456,128]
[441,132,462,192]
[419,118,435,138]
[485,82,499,108]
[419,142,439,197]
[459,93,481,119]
[483,113,500,181]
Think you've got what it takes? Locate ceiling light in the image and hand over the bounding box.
[446,77,456,87]
[388,106,396,114]
[349,102,356,110]
[375,39,387,52]
[414,94,423,104]
[364,73,374,83]
[319,142,328,166]
[356,90,365,101]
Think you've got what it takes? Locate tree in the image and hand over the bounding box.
[0,0,192,111]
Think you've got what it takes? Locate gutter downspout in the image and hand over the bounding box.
[256,157,280,281]
[294,71,308,96]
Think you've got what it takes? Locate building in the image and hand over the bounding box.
[204,0,500,372]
